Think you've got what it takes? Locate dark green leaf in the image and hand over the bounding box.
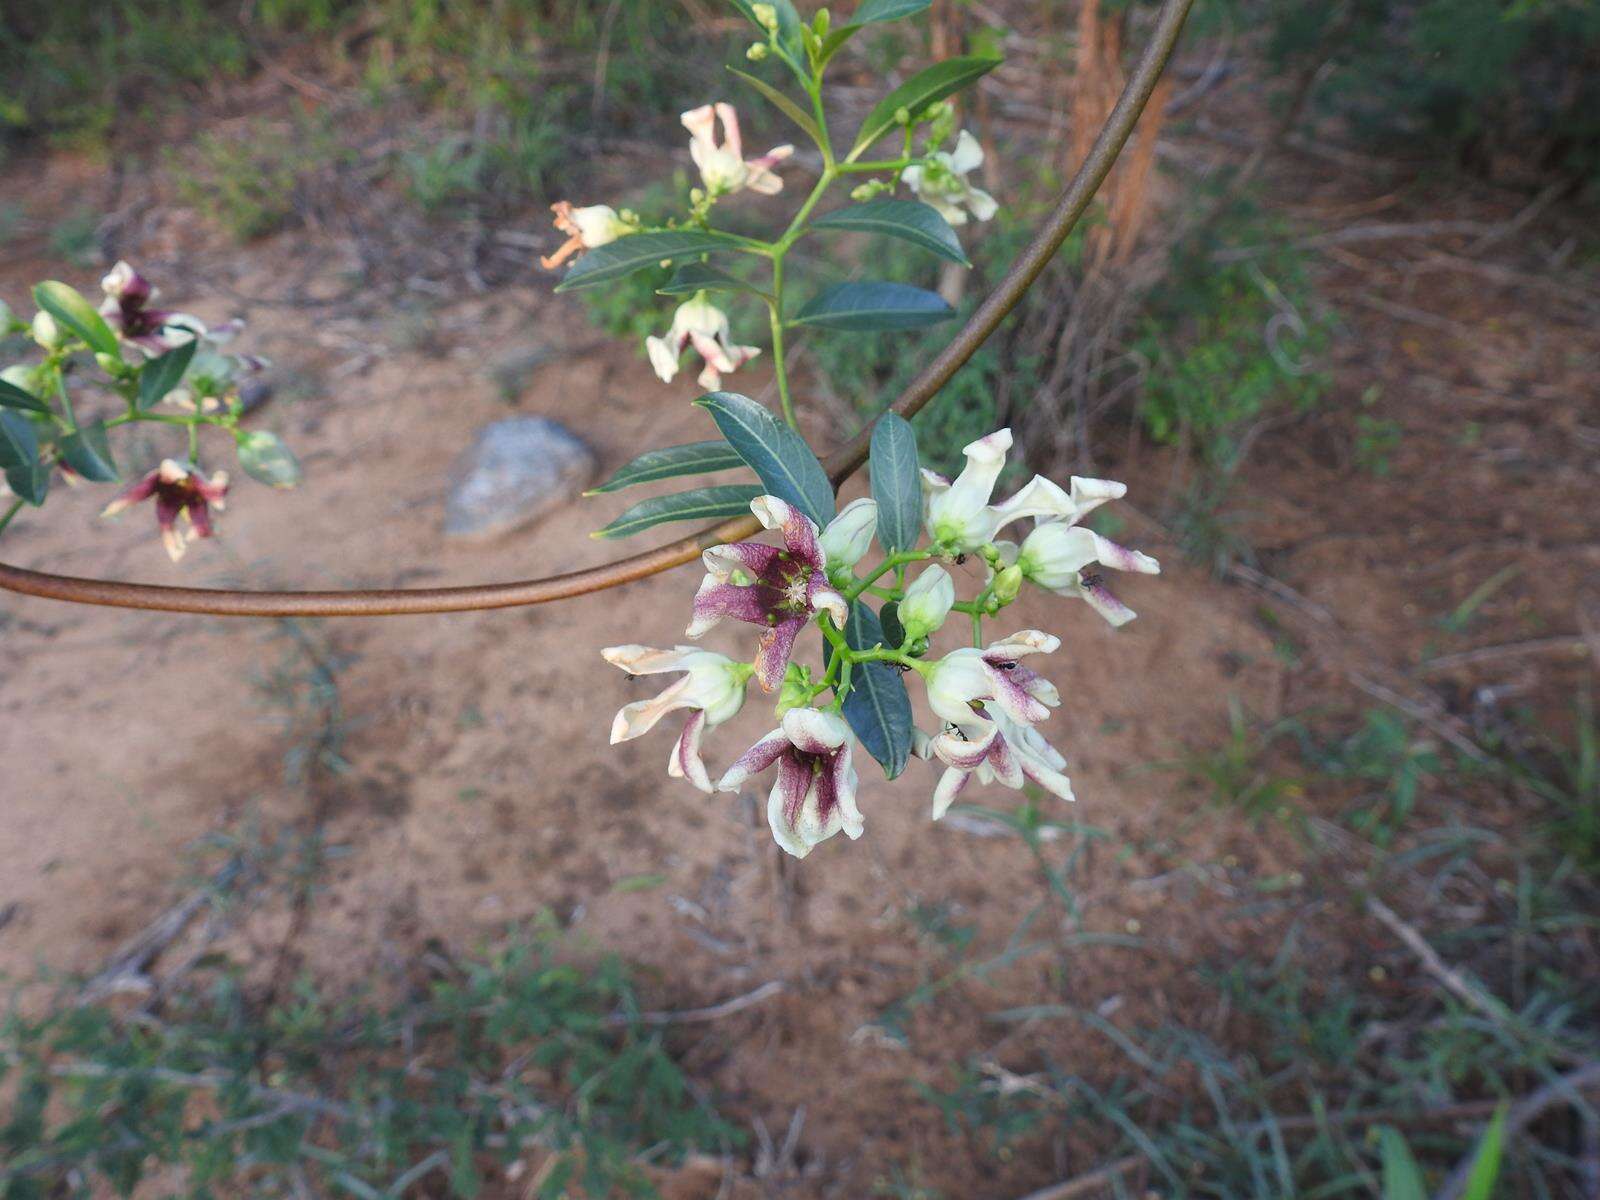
[693,391,835,527]
[792,282,955,331]
[236,430,303,488]
[0,409,39,471]
[555,231,750,293]
[5,459,49,506]
[869,412,921,551]
[827,601,915,778]
[849,55,1002,158]
[811,199,969,266]
[657,262,762,298]
[879,601,906,650]
[137,340,198,411]
[729,67,824,147]
[0,377,49,415]
[725,0,807,81]
[587,440,748,494]
[60,420,119,482]
[593,483,763,539]
[32,281,120,357]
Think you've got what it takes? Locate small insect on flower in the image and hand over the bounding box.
[681,103,793,197]
[98,262,206,357]
[538,202,636,269]
[101,459,229,562]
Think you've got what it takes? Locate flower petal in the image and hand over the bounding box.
[753,613,807,692]
[931,767,971,820]
[782,706,850,756]
[666,709,715,793]
[610,674,697,743]
[751,494,823,569]
[717,729,789,791]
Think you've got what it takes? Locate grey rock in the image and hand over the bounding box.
[442,417,596,539]
[238,377,274,415]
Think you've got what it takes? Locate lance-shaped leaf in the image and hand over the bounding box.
[728,67,824,147]
[587,440,749,495]
[5,460,49,507]
[33,281,120,358]
[811,199,970,266]
[868,412,920,552]
[137,340,198,411]
[792,282,954,331]
[657,262,764,298]
[237,430,303,488]
[0,409,39,471]
[593,483,763,540]
[826,601,915,778]
[819,0,934,59]
[60,420,120,482]
[0,377,49,415]
[849,55,1002,158]
[694,391,835,527]
[555,231,751,293]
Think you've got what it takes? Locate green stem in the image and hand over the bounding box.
[0,499,23,539]
[767,259,797,429]
[836,157,912,174]
[52,368,77,431]
[846,646,932,675]
[845,550,934,603]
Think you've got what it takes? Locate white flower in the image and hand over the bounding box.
[603,645,752,793]
[645,293,761,391]
[927,710,1075,818]
[901,131,998,226]
[717,708,863,858]
[922,630,1061,734]
[540,202,634,268]
[920,430,1071,553]
[898,564,955,641]
[1016,521,1161,628]
[819,498,878,573]
[682,103,794,197]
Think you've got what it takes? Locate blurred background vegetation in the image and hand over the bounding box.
[1,1,1597,1197]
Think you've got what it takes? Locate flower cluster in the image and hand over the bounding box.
[605,429,1158,859]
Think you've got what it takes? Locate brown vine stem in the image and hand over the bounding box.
[0,0,1194,618]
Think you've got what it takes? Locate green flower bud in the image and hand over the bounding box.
[992,564,1024,605]
[752,3,779,32]
[776,662,813,717]
[31,310,63,350]
[813,8,830,36]
[747,41,770,60]
[94,352,126,377]
[894,105,912,127]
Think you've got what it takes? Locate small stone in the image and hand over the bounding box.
[443,417,596,539]
[237,378,273,415]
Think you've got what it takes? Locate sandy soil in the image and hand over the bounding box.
[2,116,1596,1198]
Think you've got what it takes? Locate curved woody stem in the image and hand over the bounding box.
[0,0,1194,618]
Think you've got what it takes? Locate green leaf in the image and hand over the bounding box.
[0,409,39,471]
[1460,1107,1507,1200]
[4,459,49,507]
[59,420,119,482]
[848,0,932,23]
[594,483,763,539]
[657,262,762,298]
[811,199,969,266]
[792,282,955,331]
[0,377,49,415]
[725,0,807,81]
[879,600,906,650]
[1378,1128,1427,1200]
[555,231,751,293]
[827,601,915,778]
[868,412,921,552]
[137,340,198,411]
[729,67,824,147]
[849,55,1002,158]
[236,430,303,488]
[693,391,835,528]
[32,281,120,358]
[587,440,748,494]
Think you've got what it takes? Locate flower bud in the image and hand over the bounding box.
[813,7,830,35]
[747,41,769,60]
[94,352,126,376]
[894,105,912,127]
[819,497,877,573]
[752,3,779,31]
[899,564,955,641]
[776,662,812,717]
[992,564,1023,605]
[31,310,64,350]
